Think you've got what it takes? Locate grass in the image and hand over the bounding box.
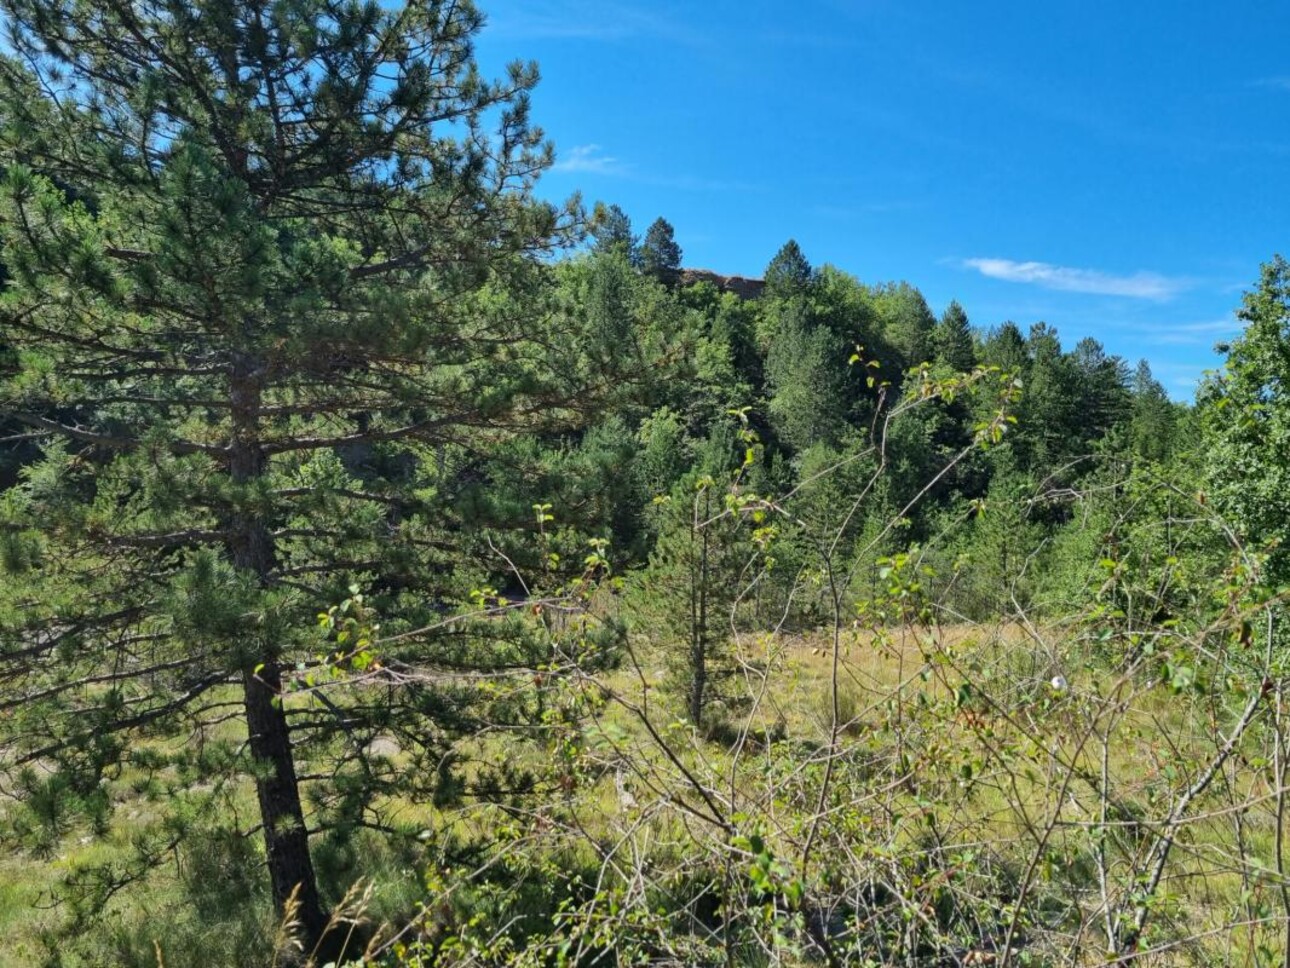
[1,621,1285,965]
[578,620,1288,964]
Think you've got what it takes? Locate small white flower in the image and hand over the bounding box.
[1050,675,1069,692]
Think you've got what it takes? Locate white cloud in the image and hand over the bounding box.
[1174,318,1238,333]
[1141,318,1239,346]
[553,144,624,175]
[962,258,1187,300]
[1253,76,1290,91]
[550,146,759,193]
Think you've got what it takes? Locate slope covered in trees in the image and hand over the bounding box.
[0,2,1283,966]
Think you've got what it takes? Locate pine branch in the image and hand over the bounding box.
[0,656,202,713]
[9,414,223,456]
[7,672,228,768]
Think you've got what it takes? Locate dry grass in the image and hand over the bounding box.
[564,619,1289,965]
[1,621,1285,965]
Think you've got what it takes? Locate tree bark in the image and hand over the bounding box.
[228,351,331,955]
[243,663,329,944]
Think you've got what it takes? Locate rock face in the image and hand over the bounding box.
[678,268,765,301]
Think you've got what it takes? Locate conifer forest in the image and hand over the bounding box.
[2,2,1290,966]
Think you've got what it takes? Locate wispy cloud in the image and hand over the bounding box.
[550,144,760,194]
[961,257,1188,300]
[1253,76,1290,91]
[552,144,624,176]
[1140,318,1239,346]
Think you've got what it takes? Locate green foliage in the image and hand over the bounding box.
[979,321,1030,375]
[628,464,762,728]
[5,4,1277,962]
[634,407,692,504]
[1201,255,1290,584]
[638,216,683,283]
[1129,359,1180,463]
[866,281,937,371]
[763,238,814,297]
[933,299,976,372]
[941,467,1044,620]
[588,202,637,261]
[0,0,590,951]
[765,301,854,452]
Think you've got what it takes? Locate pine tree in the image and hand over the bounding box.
[764,239,813,296]
[1128,359,1176,462]
[955,466,1043,618]
[590,202,638,261]
[1070,336,1132,443]
[0,0,577,951]
[933,300,976,372]
[1021,323,1081,469]
[765,302,851,452]
[639,216,682,283]
[631,467,756,730]
[980,322,1031,375]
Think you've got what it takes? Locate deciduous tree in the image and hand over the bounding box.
[1202,255,1290,584]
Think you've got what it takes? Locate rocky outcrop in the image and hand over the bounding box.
[678,268,765,301]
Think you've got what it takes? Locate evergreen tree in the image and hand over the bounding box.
[1070,336,1132,443]
[0,0,578,950]
[690,290,760,421]
[635,407,692,502]
[812,264,891,379]
[934,300,976,372]
[952,466,1043,618]
[590,202,638,262]
[869,281,937,371]
[757,263,908,456]
[1129,359,1176,463]
[639,216,682,283]
[980,322,1031,375]
[764,239,813,296]
[631,466,757,730]
[583,247,641,369]
[765,302,851,452]
[1020,323,1081,469]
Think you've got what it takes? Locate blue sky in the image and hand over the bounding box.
[473,1,1290,398]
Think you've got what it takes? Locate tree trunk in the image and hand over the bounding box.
[228,352,331,956]
[243,663,330,948]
